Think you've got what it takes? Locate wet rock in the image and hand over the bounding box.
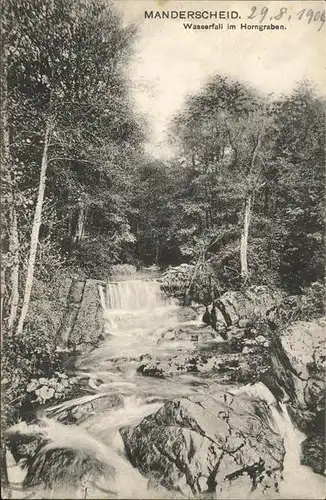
[260,334,301,404]
[238,318,251,328]
[280,319,325,381]
[139,336,271,385]
[215,286,280,328]
[256,317,326,478]
[175,307,199,322]
[137,353,199,378]
[158,325,216,346]
[58,279,106,350]
[301,436,326,475]
[304,378,325,410]
[158,326,196,346]
[24,446,115,490]
[139,353,152,362]
[197,328,218,344]
[192,304,205,317]
[120,393,284,496]
[287,405,325,437]
[226,326,246,341]
[138,343,245,380]
[47,393,124,424]
[7,421,116,491]
[7,430,44,467]
[277,319,326,433]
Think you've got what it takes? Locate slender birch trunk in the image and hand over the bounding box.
[16,121,52,335]
[239,121,263,283]
[73,205,87,242]
[185,251,204,304]
[7,206,19,331]
[78,205,86,241]
[77,206,84,241]
[240,193,252,282]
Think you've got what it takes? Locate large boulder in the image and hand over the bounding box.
[215,286,281,327]
[280,319,325,383]
[277,319,326,475]
[120,392,284,497]
[6,418,127,494]
[57,279,106,351]
[278,319,325,424]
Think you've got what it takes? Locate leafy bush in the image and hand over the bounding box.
[264,281,325,329]
[3,330,61,379]
[300,281,325,319]
[35,238,67,285]
[68,237,114,279]
[2,330,64,425]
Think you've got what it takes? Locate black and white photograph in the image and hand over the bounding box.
[1,0,325,498]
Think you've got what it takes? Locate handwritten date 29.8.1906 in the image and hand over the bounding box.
[248,6,325,31]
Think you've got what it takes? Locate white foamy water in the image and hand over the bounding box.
[272,403,325,499]
[230,383,325,499]
[7,278,325,499]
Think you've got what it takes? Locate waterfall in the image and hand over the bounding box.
[100,279,178,334]
[105,280,168,311]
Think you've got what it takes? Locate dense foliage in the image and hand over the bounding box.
[169,78,325,293]
[143,78,325,297]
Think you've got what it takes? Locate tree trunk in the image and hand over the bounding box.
[16,121,52,335]
[240,193,252,282]
[1,445,11,499]
[155,241,159,264]
[239,122,264,283]
[0,30,20,335]
[75,205,87,242]
[7,206,19,332]
[185,251,204,305]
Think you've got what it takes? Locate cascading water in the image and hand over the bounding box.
[99,279,178,335]
[231,383,326,499]
[271,403,325,499]
[7,278,325,499]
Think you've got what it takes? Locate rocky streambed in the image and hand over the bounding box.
[5,280,326,499]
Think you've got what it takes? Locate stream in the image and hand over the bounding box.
[7,279,325,499]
